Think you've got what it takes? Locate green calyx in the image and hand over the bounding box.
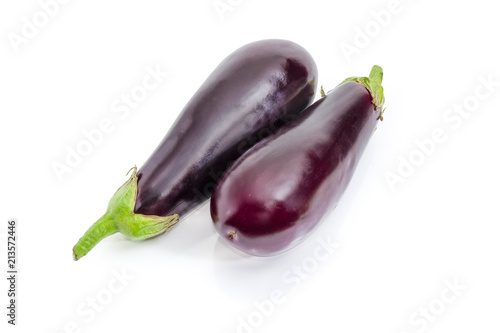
[340,65,385,114]
[72,167,179,261]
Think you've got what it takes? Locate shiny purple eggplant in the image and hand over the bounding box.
[73,39,317,260]
[210,66,385,256]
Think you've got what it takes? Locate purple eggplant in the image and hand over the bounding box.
[73,39,317,260]
[210,66,385,256]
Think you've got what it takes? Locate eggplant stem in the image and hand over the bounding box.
[369,65,383,88]
[126,165,138,177]
[320,86,326,98]
[73,214,117,261]
[72,167,179,261]
[339,65,385,112]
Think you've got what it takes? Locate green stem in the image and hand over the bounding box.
[72,167,179,261]
[73,213,117,261]
[369,65,383,88]
[339,65,385,112]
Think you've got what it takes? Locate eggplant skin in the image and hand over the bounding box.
[134,40,317,218]
[210,81,382,256]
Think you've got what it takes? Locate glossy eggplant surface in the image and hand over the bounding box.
[73,39,317,260]
[211,66,385,256]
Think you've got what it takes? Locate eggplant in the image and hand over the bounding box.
[73,39,317,261]
[210,66,385,256]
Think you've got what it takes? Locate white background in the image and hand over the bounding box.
[1,0,499,332]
